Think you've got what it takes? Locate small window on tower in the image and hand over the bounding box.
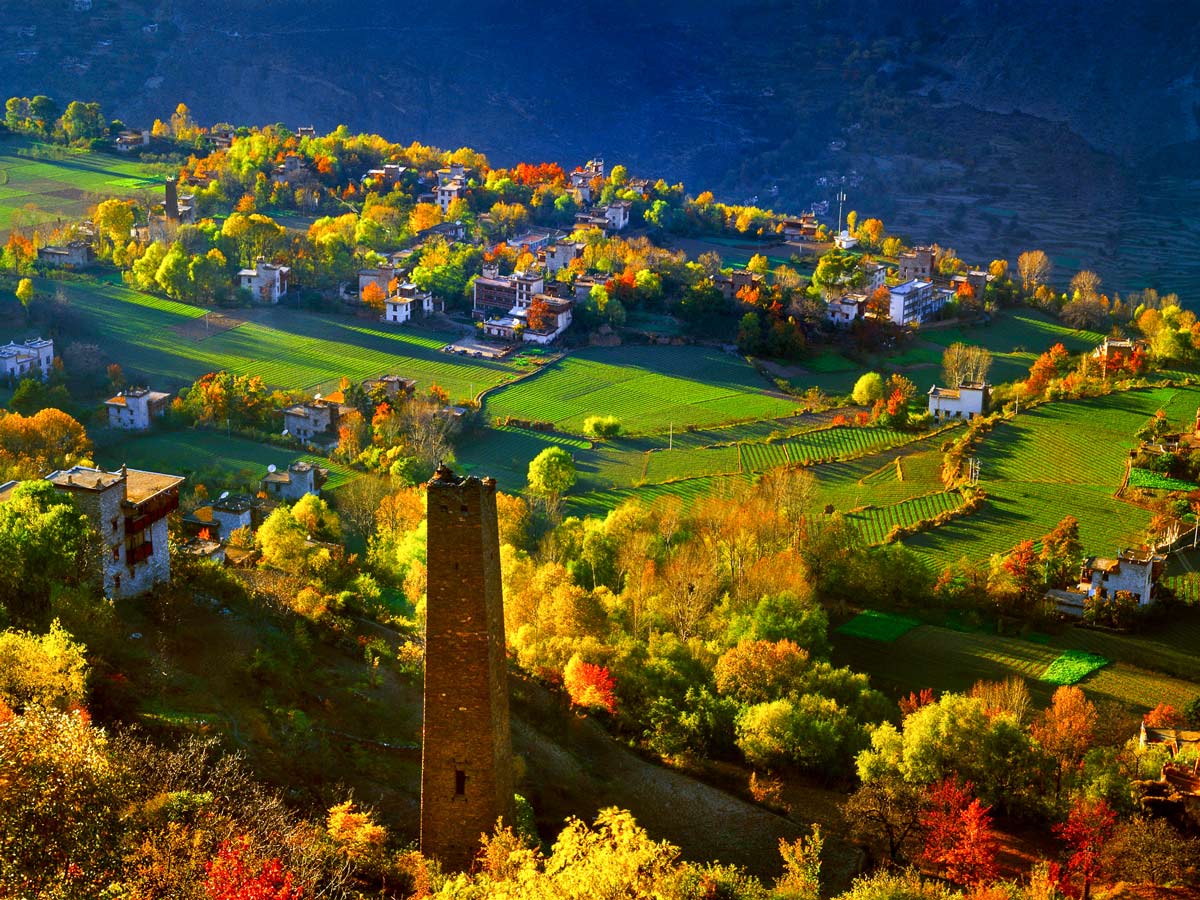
[460,504,469,513]
[454,769,467,796]
[440,504,450,514]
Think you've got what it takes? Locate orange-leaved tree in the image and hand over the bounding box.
[361,281,386,312]
[563,654,616,714]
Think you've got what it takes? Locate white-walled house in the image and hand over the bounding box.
[544,241,584,273]
[827,292,867,327]
[888,279,946,325]
[0,338,54,381]
[105,387,171,430]
[384,283,438,325]
[260,460,327,502]
[604,200,632,231]
[1079,548,1166,607]
[927,382,990,421]
[238,257,290,303]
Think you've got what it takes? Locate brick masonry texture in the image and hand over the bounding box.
[420,466,515,870]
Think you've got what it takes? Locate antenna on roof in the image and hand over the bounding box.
[267,464,277,473]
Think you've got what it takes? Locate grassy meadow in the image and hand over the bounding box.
[483,345,799,434]
[48,277,520,399]
[0,137,161,233]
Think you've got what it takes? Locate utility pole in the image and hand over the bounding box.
[669,422,673,451]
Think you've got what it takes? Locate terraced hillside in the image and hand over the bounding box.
[903,386,1200,565]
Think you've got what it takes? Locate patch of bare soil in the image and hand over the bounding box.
[171,310,247,341]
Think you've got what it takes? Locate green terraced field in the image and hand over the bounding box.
[95,429,357,491]
[50,277,520,399]
[835,610,921,642]
[779,425,911,464]
[485,346,798,434]
[902,387,1200,565]
[566,473,754,519]
[643,444,741,482]
[0,137,161,233]
[832,623,1200,711]
[848,491,964,544]
[1128,468,1199,491]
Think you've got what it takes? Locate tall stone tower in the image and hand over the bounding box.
[420,465,515,870]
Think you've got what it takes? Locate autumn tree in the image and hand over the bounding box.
[867,284,892,319]
[713,639,810,705]
[856,218,885,249]
[326,801,386,862]
[1017,250,1051,292]
[15,278,33,317]
[1024,343,1072,396]
[1142,702,1184,728]
[0,706,123,896]
[0,620,88,711]
[1031,685,1097,798]
[852,372,884,406]
[919,778,999,886]
[93,198,135,252]
[1055,798,1116,900]
[526,446,576,521]
[204,838,304,900]
[360,281,387,312]
[526,295,554,332]
[563,653,617,713]
[1069,270,1102,302]
[1040,516,1081,588]
[899,688,935,717]
[941,343,993,386]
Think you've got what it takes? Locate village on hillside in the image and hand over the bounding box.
[0,98,1198,898]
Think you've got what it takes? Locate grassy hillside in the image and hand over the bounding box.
[0,136,161,233]
[903,387,1200,564]
[47,277,519,399]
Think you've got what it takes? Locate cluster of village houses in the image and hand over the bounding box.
[17,143,1187,620]
[0,360,421,599]
[35,142,997,346]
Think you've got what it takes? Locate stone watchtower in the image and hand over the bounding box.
[420,465,514,870]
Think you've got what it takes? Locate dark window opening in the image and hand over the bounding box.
[460,504,469,513]
[440,504,449,513]
[454,769,467,796]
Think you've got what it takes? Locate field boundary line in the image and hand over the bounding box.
[476,349,565,407]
